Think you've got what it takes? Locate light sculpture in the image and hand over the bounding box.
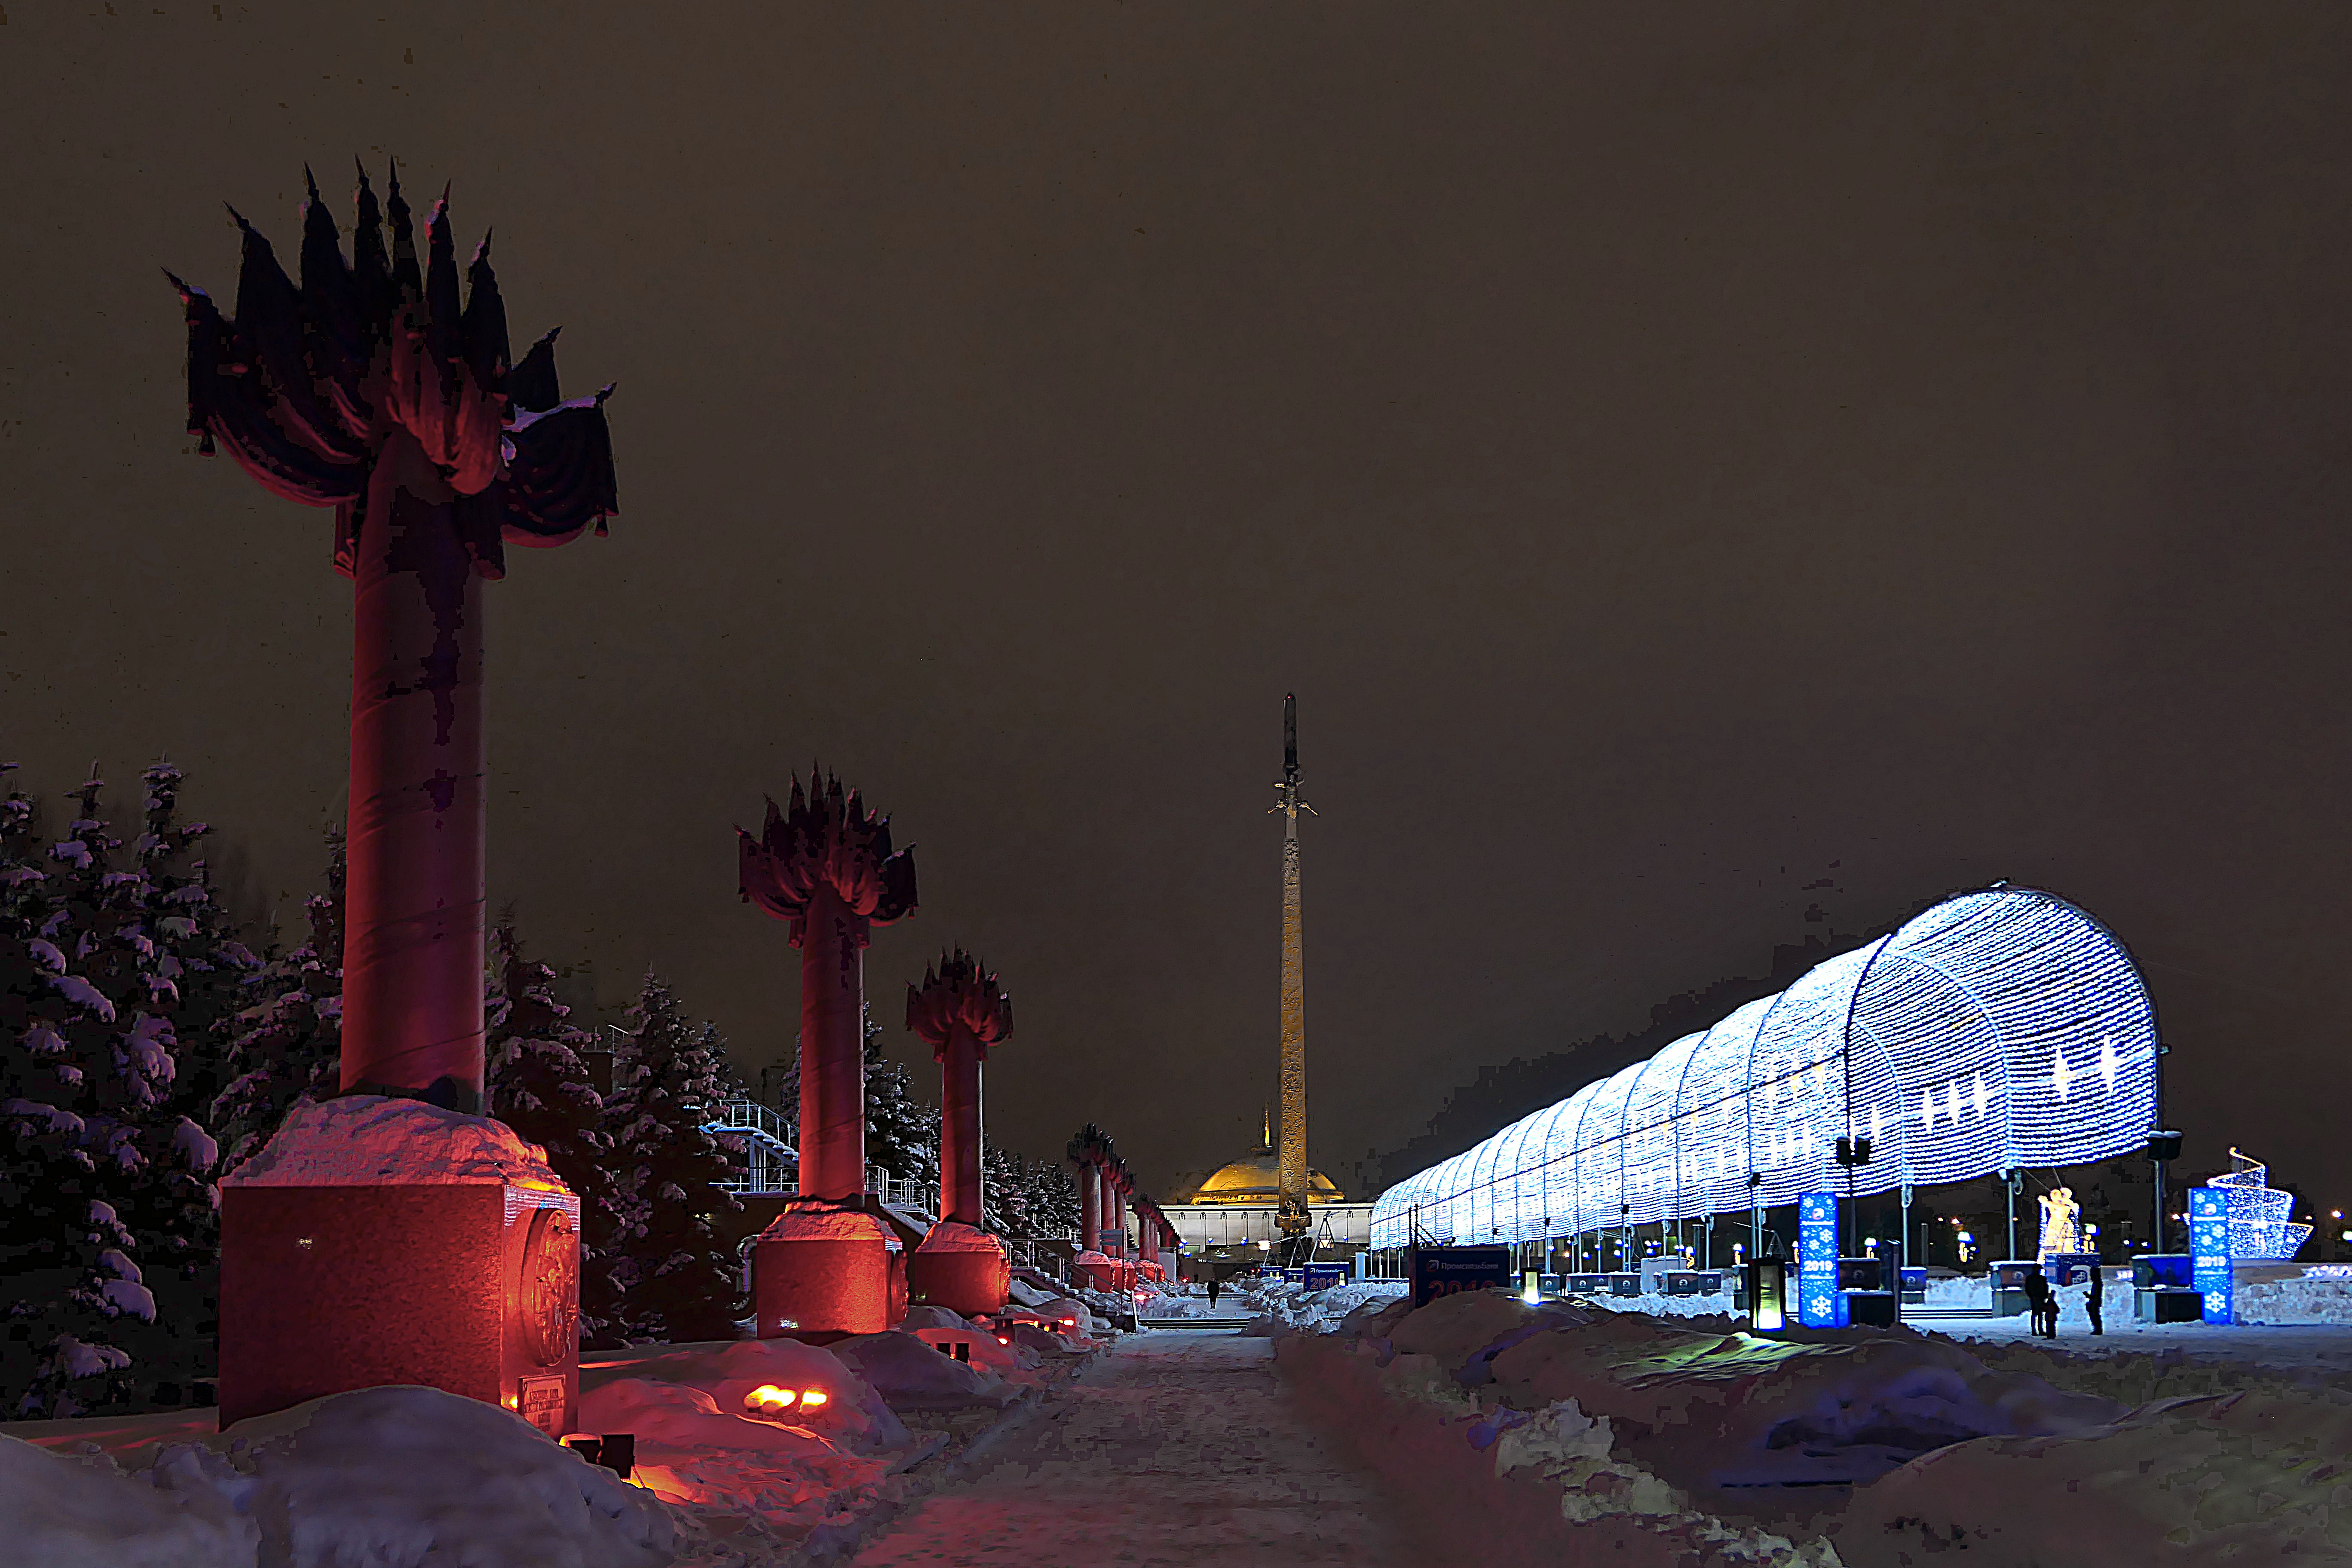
[2189,1187,2231,1325]
[1370,887,2159,1250]
[2210,1150,2311,1262]
[1797,1191,1839,1328]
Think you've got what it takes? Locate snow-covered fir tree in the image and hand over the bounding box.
[1013,1155,1083,1236]
[862,1007,940,1204]
[0,763,140,1415]
[485,925,627,1346]
[0,765,259,1414]
[602,974,743,1343]
[209,830,342,1176]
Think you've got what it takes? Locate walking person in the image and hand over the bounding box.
[1206,1274,1222,1312]
[2087,1263,2105,1336]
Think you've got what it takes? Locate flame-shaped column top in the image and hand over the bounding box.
[172,161,618,577]
[906,949,1014,1062]
[738,769,919,944]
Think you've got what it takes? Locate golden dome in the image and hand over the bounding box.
[1179,1149,1345,1206]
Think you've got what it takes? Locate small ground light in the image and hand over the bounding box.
[745,1385,827,1416]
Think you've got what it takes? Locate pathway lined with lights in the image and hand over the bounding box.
[847,1332,1405,1566]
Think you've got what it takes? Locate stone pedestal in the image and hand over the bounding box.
[1072,1248,1122,1293]
[753,1200,908,1338]
[907,1221,1011,1318]
[217,1097,579,1434]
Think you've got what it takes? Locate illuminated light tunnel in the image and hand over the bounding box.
[1369,886,2160,1249]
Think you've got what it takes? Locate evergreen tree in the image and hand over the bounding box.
[210,830,343,1175]
[0,763,135,1415]
[0,766,257,1413]
[603,974,743,1343]
[981,1143,1034,1236]
[861,1007,940,1204]
[485,925,626,1347]
[1017,1157,1083,1236]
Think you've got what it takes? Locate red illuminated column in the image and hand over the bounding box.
[181,167,616,1429]
[341,438,487,1108]
[905,952,1015,1316]
[796,883,869,1201]
[741,774,918,1335]
[1078,1159,1102,1254]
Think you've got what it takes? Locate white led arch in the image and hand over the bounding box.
[1369,887,2160,1249]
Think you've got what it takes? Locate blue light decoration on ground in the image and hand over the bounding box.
[2189,1187,2232,1325]
[2210,1149,2312,1262]
[1370,886,2160,1250]
[1797,1191,1839,1328]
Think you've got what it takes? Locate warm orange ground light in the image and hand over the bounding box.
[745,1384,828,1415]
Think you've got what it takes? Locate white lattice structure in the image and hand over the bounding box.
[1369,887,2160,1249]
[2211,1149,2312,1261]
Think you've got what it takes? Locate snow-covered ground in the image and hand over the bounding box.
[0,1307,1104,1567]
[1280,1289,2352,1564]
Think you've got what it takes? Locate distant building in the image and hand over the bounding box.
[1166,1116,1370,1252]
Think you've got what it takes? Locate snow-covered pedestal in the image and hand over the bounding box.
[753,1200,907,1339]
[906,1220,1011,1318]
[217,1097,581,1436]
[1071,1248,1124,1293]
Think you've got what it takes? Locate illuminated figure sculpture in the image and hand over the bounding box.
[904,950,1015,1317]
[179,165,614,1431]
[740,774,918,1337]
[2036,1186,2083,1261]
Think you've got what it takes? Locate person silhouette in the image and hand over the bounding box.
[2087,1262,2104,1336]
[2022,1269,2054,1336]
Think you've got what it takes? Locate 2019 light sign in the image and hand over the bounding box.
[1370,887,2160,1250]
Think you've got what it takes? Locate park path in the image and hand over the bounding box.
[845,1332,1403,1567]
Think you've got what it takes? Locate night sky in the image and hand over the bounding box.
[5,6,2349,1210]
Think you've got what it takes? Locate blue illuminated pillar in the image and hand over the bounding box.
[1798,1191,1839,1328]
[2189,1186,2231,1325]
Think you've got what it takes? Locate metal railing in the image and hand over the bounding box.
[699,1100,794,1194]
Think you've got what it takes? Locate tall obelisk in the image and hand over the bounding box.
[1274,694,1312,1243]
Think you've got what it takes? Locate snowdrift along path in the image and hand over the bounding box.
[845,1331,1405,1566]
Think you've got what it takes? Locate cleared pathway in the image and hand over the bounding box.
[848,1331,1403,1567]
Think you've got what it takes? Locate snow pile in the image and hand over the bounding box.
[1484,1312,2122,1493]
[913,1220,1003,1255]
[218,1095,562,1189]
[1292,1293,2352,1563]
[1959,1334,2352,1407]
[1007,1323,1079,1357]
[1582,1290,1748,1321]
[1339,1291,2121,1495]
[574,1378,905,1544]
[1,1386,676,1568]
[899,1305,975,1332]
[580,1338,909,1454]
[1833,1387,2352,1565]
[1923,1273,1991,1310]
[758,1200,901,1247]
[0,1433,256,1568]
[829,1330,1021,1410]
[2238,1269,2352,1326]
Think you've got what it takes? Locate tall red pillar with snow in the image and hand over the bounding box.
[903,950,1015,1317]
[179,163,616,1433]
[1069,1127,1126,1292]
[739,775,918,1338]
